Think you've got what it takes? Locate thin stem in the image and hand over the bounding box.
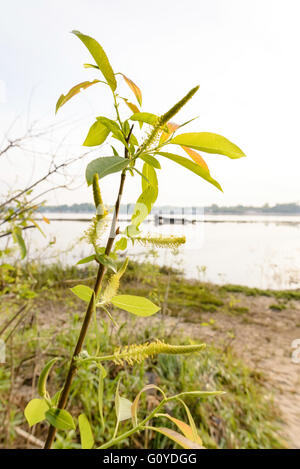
[44,129,131,449]
[98,398,168,449]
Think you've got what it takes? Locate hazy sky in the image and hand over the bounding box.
[1,0,300,207]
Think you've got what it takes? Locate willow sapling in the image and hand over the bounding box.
[24,30,245,449]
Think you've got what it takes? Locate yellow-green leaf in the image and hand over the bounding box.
[78,413,94,449]
[83,121,110,147]
[24,398,49,427]
[111,295,160,317]
[38,357,59,398]
[55,80,100,114]
[170,132,245,159]
[70,285,94,302]
[72,31,117,91]
[157,152,222,192]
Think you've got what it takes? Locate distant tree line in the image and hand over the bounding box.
[38,202,300,215]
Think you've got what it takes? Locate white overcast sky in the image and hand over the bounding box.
[1,0,300,207]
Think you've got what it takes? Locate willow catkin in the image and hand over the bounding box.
[136,85,199,156]
[94,340,206,366]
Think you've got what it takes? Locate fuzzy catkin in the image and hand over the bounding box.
[136,85,199,156]
[110,340,205,366]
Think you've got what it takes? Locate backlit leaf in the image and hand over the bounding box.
[70,285,94,302]
[140,154,161,169]
[24,399,49,427]
[170,132,245,159]
[111,295,160,317]
[72,31,117,91]
[182,146,209,172]
[55,80,99,114]
[83,121,110,147]
[78,413,94,449]
[157,152,222,192]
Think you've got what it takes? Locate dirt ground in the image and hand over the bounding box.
[152,294,300,448]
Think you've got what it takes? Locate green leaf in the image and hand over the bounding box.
[45,408,76,430]
[83,121,110,147]
[96,116,127,146]
[77,255,96,265]
[70,285,94,302]
[78,413,94,449]
[96,254,117,272]
[98,364,107,430]
[12,227,26,259]
[114,237,127,251]
[24,398,49,427]
[38,357,59,398]
[111,295,160,317]
[173,390,225,399]
[86,156,129,185]
[72,31,117,91]
[55,80,100,114]
[170,132,245,159]
[141,163,158,193]
[140,153,161,169]
[157,152,222,191]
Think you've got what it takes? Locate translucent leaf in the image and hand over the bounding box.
[55,80,99,114]
[72,31,117,91]
[77,255,96,265]
[157,412,202,445]
[78,413,94,449]
[157,152,222,192]
[120,74,142,106]
[24,399,49,427]
[86,156,129,185]
[146,426,203,449]
[83,121,110,147]
[170,132,245,159]
[96,116,126,146]
[159,122,179,144]
[45,408,76,430]
[70,285,94,302]
[140,154,161,169]
[114,237,127,251]
[181,146,209,172]
[38,357,59,398]
[110,295,160,317]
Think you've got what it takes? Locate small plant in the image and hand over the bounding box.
[24,30,245,449]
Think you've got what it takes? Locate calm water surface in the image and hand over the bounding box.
[22,213,300,290]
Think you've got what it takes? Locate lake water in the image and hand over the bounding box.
[20,213,300,290]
